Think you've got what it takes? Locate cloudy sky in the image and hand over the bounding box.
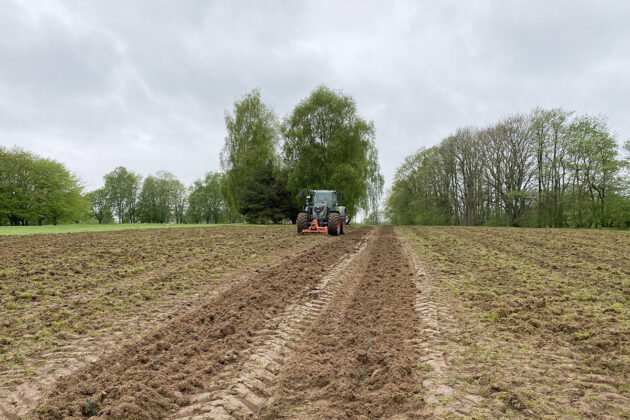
[1,0,629,192]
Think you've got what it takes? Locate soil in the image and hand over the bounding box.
[0,226,327,419]
[259,226,423,419]
[29,227,369,419]
[399,226,630,418]
[1,225,628,419]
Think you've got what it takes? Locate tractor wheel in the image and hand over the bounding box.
[328,212,339,236]
[340,215,346,235]
[296,212,308,234]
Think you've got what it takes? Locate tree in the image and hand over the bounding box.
[0,147,38,225]
[386,108,629,228]
[283,86,383,220]
[86,188,112,224]
[103,167,142,223]
[386,147,453,226]
[240,163,295,223]
[365,142,385,223]
[386,153,420,226]
[220,89,280,218]
[566,116,623,227]
[482,115,536,226]
[172,179,187,224]
[530,108,573,227]
[0,146,9,224]
[137,175,160,222]
[137,171,184,223]
[187,172,227,224]
[447,128,488,226]
[0,147,85,225]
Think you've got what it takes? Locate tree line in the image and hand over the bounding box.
[387,108,630,228]
[86,167,202,225]
[0,147,84,225]
[1,86,384,226]
[0,150,226,226]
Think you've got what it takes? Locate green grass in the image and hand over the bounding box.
[0,223,260,236]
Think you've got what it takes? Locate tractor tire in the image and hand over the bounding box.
[340,215,346,235]
[297,212,308,234]
[328,212,340,236]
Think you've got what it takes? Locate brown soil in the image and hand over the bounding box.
[29,228,369,419]
[0,226,327,419]
[260,226,424,419]
[169,228,372,419]
[399,226,630,418]
[3,225,627,419]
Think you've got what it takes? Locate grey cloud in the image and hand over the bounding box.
[0,0,628,192]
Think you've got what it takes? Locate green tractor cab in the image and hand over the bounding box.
[296,190,346,235]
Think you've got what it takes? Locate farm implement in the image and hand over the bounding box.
[296,190,346,236]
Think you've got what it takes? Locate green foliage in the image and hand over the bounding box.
[386,109,630,228]
[186,172,228,223]
[137,171,187,223]
[386,147,453,226]
[240,163,295,223]
[0,146,86,226]
[564,116,625,227]
[85,188,112,224]
[103,167,142,223]
[283,86,383,221]
[220,89,280,218]
[220,89,294,223]
[4,87,384,227]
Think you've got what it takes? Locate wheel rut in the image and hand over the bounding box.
[169,232,371,419]
[1,228,328,420]
[30,229,370,419]
[399,228,486,417]
[260,226,424,419]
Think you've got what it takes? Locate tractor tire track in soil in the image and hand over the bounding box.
[2,256,208,419]
[1,228,326,420]
[399,231,485,417]
[169,231,372,419]
[2,248,308,420]
[30,228,369,419]
[260,226,424,419]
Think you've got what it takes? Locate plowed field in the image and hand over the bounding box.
[400,226,630,418]
[0,226,327,419]
[1,225,628,419]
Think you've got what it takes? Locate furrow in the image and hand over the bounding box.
[169,234,371,419]
[259,227,424,418]
[399,229,483,417]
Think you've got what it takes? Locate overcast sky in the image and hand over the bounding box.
[1,0,629,192]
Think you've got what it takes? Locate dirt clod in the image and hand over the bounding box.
[220,324,235,337]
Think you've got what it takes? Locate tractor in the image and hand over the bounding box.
[296,190,346,235]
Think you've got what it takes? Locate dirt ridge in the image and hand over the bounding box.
[261,226,424,419]
[399,229,484,417]
[169,231,371,419]
[1,227,327,419]
[29,228,369,419]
